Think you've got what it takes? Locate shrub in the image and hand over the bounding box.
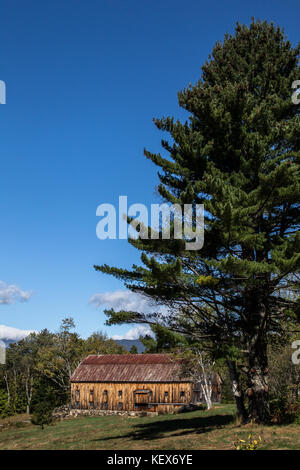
[234,420,263,450]
[234,434,262,450]
[0,390,14,418]
[31,401,53,429]
[270,398,300,424]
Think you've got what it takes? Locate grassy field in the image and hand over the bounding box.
[0,404,299,450]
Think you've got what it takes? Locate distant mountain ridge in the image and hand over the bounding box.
[115,339,145,353]
[0,338,19,348]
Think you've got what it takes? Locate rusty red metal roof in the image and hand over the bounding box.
[80,354,173,365]
[70,354,191,383]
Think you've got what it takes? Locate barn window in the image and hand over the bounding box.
[118,390,122,397]
[89,389,94,407]
[103,390,108,396]
[75,389,80,400]
[118,402,123,410]
[102,402,108,410]
[164,391,169,397]
[180,391,185,397]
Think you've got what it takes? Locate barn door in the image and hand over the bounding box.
[133,390,152,407]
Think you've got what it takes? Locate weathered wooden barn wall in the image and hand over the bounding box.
[71,381,193,412]
[70,354,222,413]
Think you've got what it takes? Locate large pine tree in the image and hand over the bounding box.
[95,20,300,423]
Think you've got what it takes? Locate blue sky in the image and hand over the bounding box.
[0,0,299,340]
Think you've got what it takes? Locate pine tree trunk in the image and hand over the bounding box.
[247,338,270,423]
[246,299,270,424]
[226,360,248,423]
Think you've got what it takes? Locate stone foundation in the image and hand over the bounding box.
[52,403,202,421]
[52,405,159,420]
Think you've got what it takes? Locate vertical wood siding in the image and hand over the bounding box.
[71,382,193,412]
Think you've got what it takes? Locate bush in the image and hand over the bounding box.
[270,398,300,424]
[234,434,262,450]
[0,390,14,418]
[31,401,53,429]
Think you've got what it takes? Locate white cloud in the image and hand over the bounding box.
[0,281,33,305]
[89,290,154,313]
[89,290,170,340]
[112,325,153,340]
[0,325,36,343]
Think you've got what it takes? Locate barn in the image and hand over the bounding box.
[70,354,221,413]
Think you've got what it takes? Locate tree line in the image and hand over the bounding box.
[0,318,125,418]
[0,316,299,424]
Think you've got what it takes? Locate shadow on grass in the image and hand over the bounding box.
[92,412,235,443]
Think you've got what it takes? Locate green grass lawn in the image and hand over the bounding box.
[0,404,299,450]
